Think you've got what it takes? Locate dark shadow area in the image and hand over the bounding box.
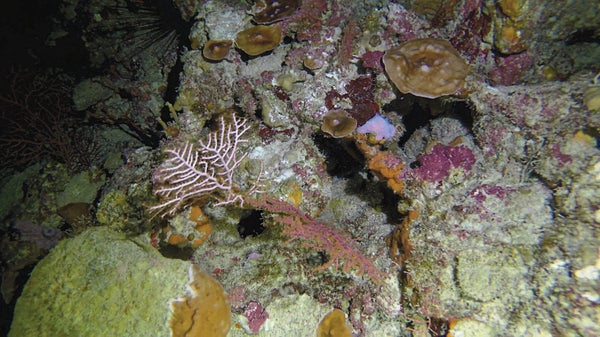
[313,133,402,225]
[238,209,266,238]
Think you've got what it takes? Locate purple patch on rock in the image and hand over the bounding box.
[470,184,515,203]
[13,220,63,250]
[243,300,269,334]
[412,144,476,182]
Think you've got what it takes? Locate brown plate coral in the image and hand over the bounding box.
[321,110,358,138]
[252,0,301,24]
[383,38,469,99]
[235,25,282,56]
[203,40,233,61]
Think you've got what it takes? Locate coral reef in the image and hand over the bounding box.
[4,0,600,336]
[235,26,283,56]
[252,0,302,24]
[321,110,358,138]
[151,114,263,215]
[203,39,233,61]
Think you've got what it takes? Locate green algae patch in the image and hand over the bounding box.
[9,227,190,337]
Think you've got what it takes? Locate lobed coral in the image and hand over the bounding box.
[317,309,352,337]
[235,25,282,56]
[203,39,233,61]
[383,38,469,98]
[321,110,358,138]
[8,227,190,336]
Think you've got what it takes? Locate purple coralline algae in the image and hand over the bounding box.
[359,51,384,72]
[469,184,515,204]
[242,300,269,334]
[410,144,476,183]
[13,220,63,251]
[488,52,535,86]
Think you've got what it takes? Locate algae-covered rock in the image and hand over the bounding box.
[0,164,40,221]
[9,227,190,337]
[55,168,106,208]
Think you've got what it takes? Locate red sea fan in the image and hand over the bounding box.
[248,196,385,282]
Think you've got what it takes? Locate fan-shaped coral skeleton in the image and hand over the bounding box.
[151,114,263,216]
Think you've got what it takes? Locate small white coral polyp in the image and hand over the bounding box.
[383,38,469,99]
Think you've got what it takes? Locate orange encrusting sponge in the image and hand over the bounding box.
[169,265,231,337]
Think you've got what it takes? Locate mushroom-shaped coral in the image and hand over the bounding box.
[383,38,469,99]
[203,40,232,61]
[321,110,358,138]
[235,25,282,56]
[252,0,301,24]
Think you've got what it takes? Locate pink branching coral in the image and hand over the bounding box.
[151,114,262,216]
[248,196,385,282]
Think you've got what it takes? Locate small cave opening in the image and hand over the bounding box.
[382,96,475,147]
[158,244,196,261]
[566,28,600,45]
[312,133,365,178]
[313,133,402,225]
[237,209,266,238]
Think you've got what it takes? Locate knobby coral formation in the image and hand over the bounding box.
[383,38,469,98]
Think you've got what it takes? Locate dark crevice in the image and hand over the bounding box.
[313,134,365,178]
[566,28,600,45]
[237,209,266,238]
[383,97,475,148]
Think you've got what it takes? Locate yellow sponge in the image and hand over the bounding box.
[170,265,231,337]
[317,308,352,337]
